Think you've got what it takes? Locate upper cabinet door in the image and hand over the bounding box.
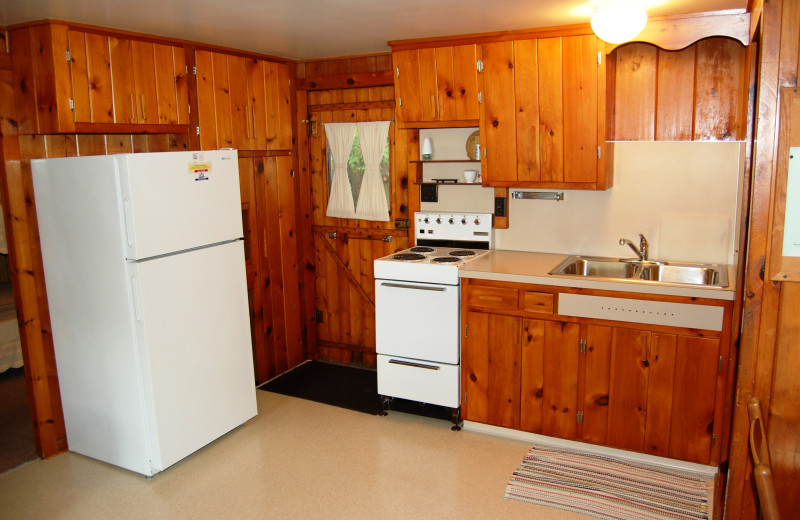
[68,30,114,124]
[393,45,479,127]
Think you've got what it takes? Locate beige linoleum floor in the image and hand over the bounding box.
[0,390,592,520]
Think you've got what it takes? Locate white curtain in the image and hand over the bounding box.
[325,123,357,219]
[355,121,391,221]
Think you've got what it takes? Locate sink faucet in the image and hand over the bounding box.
[619,234,649,261]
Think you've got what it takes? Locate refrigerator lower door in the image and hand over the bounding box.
[130,240,256,474]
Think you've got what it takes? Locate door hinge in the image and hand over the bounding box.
[68,98,74,111]
[476,59,484,73]
[579,339,587,353]
[315,309,324,323]
[196,126,200,136]
[65,50,71,63]
[478,91,482,104]
[396,66,400,78]
[398,96,402,107]
[577,411,584,424]
[719,356,723,372]
[598,146,602,159]
[193,65,197,76]
[711,433,716,447]
[598,51,602,65]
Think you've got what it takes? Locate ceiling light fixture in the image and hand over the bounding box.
[590,1,648,44]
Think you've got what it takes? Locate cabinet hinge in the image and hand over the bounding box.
[464,392,468,404]
[598,146,602,159]
[196,126,200,136]
[598,51,602,65]
[396,66,400,78]
[718,356,723,372]
[398,96,402,107]
[579,339,587,353]
[464,324,468,337]
[290,170,295,178]
[577,411,584,424]
[68,98,74,111]
[476,59,484,73]
[711,433,716,447]
[193,65,197,76]
[478,91,482,104]
[288,79,292,87]
[65,50,71,63]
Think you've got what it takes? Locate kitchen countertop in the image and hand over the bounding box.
[459,250,736,301]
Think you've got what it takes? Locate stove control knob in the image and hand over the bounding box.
[423,217,430,224]
[436,217,442,224]
[474,217,481,225]
[448,217,455,224]
[461,218,467,225]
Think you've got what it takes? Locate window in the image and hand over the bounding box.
[328,127,391,213]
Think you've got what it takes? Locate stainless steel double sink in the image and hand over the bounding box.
[548,255,729,288]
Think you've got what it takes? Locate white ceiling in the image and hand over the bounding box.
[0,0,747,61]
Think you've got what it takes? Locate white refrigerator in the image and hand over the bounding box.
[32,149,258,477]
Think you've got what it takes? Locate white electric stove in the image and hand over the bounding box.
[374,212,494,429]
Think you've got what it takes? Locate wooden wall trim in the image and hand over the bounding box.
[297,70,393,91]
[308,100,395,112]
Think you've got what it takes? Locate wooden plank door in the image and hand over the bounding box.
[562,34,599,184]
[537,37,564,183]
[514,39,541,183]
[394,49,423,123]
[109,36,136,124]
[606,327,651,452]
[582,324,613,444]
[452,44,479,120]
[130,40,159,125]
[67,30,114,124]
[227,55,250,150]
[520,318,545,433]
[480,41,517,183]
[246,58,267,150]
[194,50,220,150]
[541,320,580,439]
[462,311,521,429]
[434,46,454,120]
[152,43,182,125]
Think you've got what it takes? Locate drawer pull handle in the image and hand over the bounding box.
[388,359,441,370]
[381,282,446,292]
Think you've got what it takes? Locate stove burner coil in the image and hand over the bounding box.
[431,256,461,263]
[449,250,476,257]
[391,253,427,261]
[409,246,435,253]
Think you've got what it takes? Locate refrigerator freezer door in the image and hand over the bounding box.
[130,240,257,473]
[118,150,243,260]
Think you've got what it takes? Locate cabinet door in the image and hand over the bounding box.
[462,311,521,429]
[606,327,651,452]
[394,49,423,123]
[264,61,293,151]
[195,50,219,150]
[537,37,564,182]
[68,31,114,124]
[109,36,136,124]
[452,45,479,120]
[228,55,251,150]
[131,41,159,124]
[246,58,268,150]
[520,318,545,432]
[152,43,187,125]
[562,35,599,184]
[480,41,518,183]
[419,48,438,121]
[541,320,581,439]
[582,325,613,444]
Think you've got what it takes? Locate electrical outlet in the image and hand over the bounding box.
[494,196,507,217]
[421,184,438,203]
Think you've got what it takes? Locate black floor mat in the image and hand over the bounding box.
[258,361,381,415]
[257,360,453,422]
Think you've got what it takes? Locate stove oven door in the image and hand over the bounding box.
[375,279,459,364]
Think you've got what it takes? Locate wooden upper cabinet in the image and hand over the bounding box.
[393,44,479,127]
[196,50,293,151]
[480,35,610,190]
[9,22,188,133]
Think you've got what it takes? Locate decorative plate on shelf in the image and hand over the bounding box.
[466,131,480,160]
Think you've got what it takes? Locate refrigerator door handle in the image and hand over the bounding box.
[130,276,143,322]
[123,199,135,247]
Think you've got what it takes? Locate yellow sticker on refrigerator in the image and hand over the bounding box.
[189,163,211,181]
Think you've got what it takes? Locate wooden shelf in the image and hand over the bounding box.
[410,159,480,164]
[415,182,483,186]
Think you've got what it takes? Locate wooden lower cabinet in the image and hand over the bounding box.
[461,279,729,465]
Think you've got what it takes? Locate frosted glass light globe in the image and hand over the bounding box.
[591,1,648,44]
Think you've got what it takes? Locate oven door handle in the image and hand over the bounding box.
[388,359,441,370]
[379,282,447,292]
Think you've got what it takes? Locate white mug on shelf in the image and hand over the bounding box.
[462,170,478,183]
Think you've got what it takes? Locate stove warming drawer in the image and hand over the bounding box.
[377,354,460,408]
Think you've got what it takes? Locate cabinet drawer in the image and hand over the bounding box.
[523,291,554,314]
[465,286,518,310]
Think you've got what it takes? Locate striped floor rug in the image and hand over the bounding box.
[504,444,712,520]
